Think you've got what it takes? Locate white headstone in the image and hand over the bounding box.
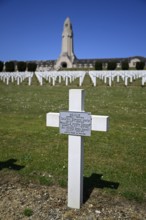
[46,89,109,209]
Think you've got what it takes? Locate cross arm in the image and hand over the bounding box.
[91,115,109,132]
[46,112,59,127]
[46,112,109,132]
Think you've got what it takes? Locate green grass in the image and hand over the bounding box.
[0,76,146,202]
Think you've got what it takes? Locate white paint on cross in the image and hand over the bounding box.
[46,89,109,209]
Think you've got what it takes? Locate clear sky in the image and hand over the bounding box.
[0,0,146,61]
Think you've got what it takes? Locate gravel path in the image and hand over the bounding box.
[0,172,146,220]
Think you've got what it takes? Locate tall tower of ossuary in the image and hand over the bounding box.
[55,17,76,69]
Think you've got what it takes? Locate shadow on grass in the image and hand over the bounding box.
[83,173,119,203]
[0,159,25,171]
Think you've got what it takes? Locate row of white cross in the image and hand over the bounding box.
[0,71,86,86]
[0,70,146,86]
[35,71,86,86]
[0,72,33,85]
[89,70,146,86]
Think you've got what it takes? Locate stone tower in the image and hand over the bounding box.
[55,17,76,69]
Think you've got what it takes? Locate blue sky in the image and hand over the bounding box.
[0,0,146,61]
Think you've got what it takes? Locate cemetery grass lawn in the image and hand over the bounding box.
[0,76,146,203]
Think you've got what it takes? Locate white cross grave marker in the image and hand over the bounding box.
[46,89,109,209]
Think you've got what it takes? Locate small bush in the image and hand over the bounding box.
[107,61,117,70]
[27,62,37,72]
[5,61,15,72]
[58,178,67,188]
[23,208,33,217]
[17,61,27,72]
[136,61,145,70]
[121,61,129,70]
[0,61,4,72]
[95,61,102,70]
[39,176,52,186]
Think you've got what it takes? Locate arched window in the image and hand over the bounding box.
[61,62,67,68]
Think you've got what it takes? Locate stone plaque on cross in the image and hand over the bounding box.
[59,111,92,136]
[46,89,109,209]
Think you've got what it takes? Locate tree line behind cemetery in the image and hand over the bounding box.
[95,60,145,70]
[0,61,37,72]
[0,60,145,72]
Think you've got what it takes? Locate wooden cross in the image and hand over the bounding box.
[46,89,109,209]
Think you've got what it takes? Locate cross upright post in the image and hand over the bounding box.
[68,89,84,208]
[46,89,109,209]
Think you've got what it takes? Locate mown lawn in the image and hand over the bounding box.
[0,76,146,202]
